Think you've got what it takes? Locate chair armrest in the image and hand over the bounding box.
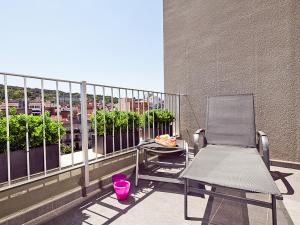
[257,131,270,170]
[257,131,267,137]
[193,129,206,156]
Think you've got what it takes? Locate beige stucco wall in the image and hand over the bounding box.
[164,0,300,162]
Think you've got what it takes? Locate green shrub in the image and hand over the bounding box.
[0,111,66,153]
[127,111,141,131]
[91,109,174,132]
[61,143,74,154]
[141,109,175,127]
[91,109,141,136]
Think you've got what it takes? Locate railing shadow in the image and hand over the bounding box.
[41,179,157,225]
[41,156,296,225]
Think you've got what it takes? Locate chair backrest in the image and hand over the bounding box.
[206,94,256,147]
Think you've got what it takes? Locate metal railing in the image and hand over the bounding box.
[0,72,180,191]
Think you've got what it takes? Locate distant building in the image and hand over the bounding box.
[148,96,163,109]
[0,100,20,109]
[117,98,149,112]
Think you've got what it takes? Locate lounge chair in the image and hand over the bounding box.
[180,94,281,225]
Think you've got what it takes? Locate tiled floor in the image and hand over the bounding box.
[41,154,299,225]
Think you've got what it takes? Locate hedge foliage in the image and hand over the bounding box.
[91,109,175,135]
[0,109,65,153]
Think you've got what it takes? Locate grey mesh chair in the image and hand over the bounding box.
[180,94,281,225]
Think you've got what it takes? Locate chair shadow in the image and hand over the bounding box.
[186,186,250,225]
[191,171,295,225]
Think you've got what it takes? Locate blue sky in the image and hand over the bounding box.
[0,1,164,91]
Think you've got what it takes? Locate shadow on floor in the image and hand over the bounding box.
[42,180,157,225]
[41,155,296,225]
[42,179,295,225]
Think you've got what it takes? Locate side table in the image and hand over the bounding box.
[135,139,189,186]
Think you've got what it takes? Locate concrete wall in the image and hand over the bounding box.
[164,0,300,162]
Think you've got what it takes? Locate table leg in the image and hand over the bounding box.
[144,149,148,169]
[185,141,189,167]
[184,178,188,219]
[135,148,139,187]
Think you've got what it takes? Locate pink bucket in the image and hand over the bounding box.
[113,180,130,201]
[112,173,127,183]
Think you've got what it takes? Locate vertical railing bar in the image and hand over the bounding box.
[147,91,150,139]
[143,91,145,140]
[103,87,106,157]
[170,95,174,136]
[4,75,11,186]
[160,92,163,135]
[174,95,177,136]
[41,79,47,175]
[93,85,98,160]
[137,90,140,142]
[80,81,89,193]
[118,88,122,151]
[176,95,179,136]
[173,95,176,136]
[152,92,155,138]
[132,89,135,147]
[111,88,115,154]
[171,94,174,136]
[169,94,171,112]
[169,95,171,121]
[69,82,74,166]
[156,92,159,136]
[178,95,181,137]
[174,95,176,136]
[164,94,167,134]
[125,89,129,149]
[56,81,61,170]
[24,77,30,180]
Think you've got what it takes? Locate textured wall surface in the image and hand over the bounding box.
[164,0,300,162]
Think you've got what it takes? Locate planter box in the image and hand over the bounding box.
[144,122,173,139]
[122,130,139,149]
[92,130,139,155]
[0,144,59,183]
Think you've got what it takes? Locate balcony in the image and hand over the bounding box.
[0,68,300,225]
[0,72,299,225]
[1,0,299,222]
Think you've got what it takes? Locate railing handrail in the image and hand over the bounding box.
[0,71,82,84]
[0,71,181,96]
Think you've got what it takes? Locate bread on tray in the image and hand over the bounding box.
[154,134,177,147]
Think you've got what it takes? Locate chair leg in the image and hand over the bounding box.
[272,195,277,225]
[184,179,188,219]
